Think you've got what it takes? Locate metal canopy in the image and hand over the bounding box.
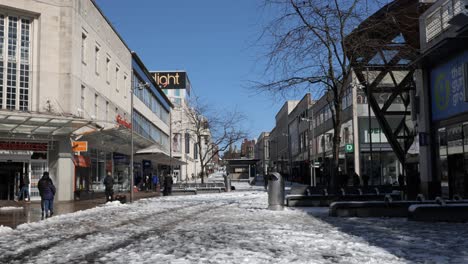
[0,112,95,139]
[345,0,432,166]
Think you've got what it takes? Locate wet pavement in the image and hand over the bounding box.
[0,191,161,228]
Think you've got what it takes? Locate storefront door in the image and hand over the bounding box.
[447,154,467,198]
[0,162,23,200]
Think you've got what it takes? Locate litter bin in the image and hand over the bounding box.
[224,174,231,192]
[268,172,284,210]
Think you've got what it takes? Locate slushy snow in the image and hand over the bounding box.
[0,180,467,263]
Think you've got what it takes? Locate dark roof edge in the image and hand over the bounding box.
[90,0,132,53]
[131,52,174,108]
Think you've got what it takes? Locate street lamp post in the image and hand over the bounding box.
[130,81,149,203]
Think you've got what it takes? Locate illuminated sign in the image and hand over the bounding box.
[116,114,131,129]
[153,71,187,89]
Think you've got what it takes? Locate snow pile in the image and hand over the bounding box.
[0,206,23,211]
[0,225,13,234]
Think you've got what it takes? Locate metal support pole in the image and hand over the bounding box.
[130,88,134,203]
[367,67,373,184]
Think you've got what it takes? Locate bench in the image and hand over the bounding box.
[169,187,197,195]
[286,185,401,207]
[330,199,468,218]
[408,200,468,222]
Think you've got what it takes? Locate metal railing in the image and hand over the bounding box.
[424,0,465,42]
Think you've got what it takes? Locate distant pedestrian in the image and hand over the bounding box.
[163,173,173,196]
[362,174,369,187]
[352,171,360,187]
[21,175,30,202]
[152,174,159,192]
[103,172,114,202]
[38,172,56,219]
[263,175,268,190]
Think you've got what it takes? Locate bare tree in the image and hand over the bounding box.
[255,0,383,192]
[185,97,248,183]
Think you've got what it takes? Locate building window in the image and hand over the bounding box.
[123,74,128,98]
[3,16,30,111]
[194,143,198,160]
[81,32,87,64]
[105,101,109,122]
[95,45,100,75]
[115,66,119,92]
[80,85,85,117]
[106,57,110,84]
[94,93,98,119]
[174,89,181,96]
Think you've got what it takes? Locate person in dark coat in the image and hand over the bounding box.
[163,173,173,196]
[38,172,56,219]
[103,172,114,202]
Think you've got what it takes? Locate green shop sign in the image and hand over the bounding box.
[345,144,354,153]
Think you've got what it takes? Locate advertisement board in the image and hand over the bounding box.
[153,71,187,90]
[430,50,468,121]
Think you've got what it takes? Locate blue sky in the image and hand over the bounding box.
[94,0,296,140]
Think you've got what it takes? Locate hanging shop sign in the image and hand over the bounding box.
[345,144,354,153]
[72,141,88,152]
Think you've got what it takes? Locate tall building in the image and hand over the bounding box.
[416,0,468,199]
[0,0,173,201]
[151,71,202,181]
[255,132,270,176]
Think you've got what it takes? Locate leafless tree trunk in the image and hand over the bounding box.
[254,0,384,192]
[185,97,247,184]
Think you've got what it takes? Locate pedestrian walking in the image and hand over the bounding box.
[103,172,114,202]
[21,174,30,202]
[263,174,268,190]
[163,173,173,196]
[38,172,56,219]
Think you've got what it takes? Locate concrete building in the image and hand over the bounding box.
[287,94,314,185]
[254,132,270,176]
[268,100,299,179]
[310,74,404,187]
[0,0,173,201]
[416,0,468,199]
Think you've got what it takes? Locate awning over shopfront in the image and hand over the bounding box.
[80,127,155,154]
[135,153,187,166]
[136,145,187,166]
[0,112,97,141]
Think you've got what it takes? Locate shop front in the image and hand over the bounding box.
[0,142,49,201]
[431,49,468,199]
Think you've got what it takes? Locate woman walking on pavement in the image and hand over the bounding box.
[38,172,56,219]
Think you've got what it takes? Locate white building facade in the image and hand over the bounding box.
[0,0,172,201]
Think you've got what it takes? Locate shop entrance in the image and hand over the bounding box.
[0,162,24,200]
[447,154,467,198]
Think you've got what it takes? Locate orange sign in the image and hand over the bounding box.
[72,141,88,152]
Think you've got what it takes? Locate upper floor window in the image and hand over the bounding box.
[0,15,31,111]
[94,44,100,75]
[81,32,87,64]
[106,56,111,83]
[115,65,120,92]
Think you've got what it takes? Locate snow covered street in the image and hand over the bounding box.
[1,184,468,264]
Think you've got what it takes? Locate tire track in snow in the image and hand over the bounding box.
[0,203,196,264]
[78,204,225,263]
